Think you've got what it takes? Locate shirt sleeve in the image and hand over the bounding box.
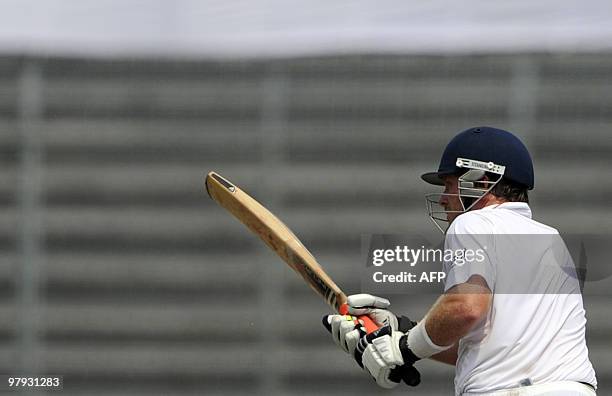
[443,213,496,292]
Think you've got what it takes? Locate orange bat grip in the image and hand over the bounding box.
[339,303,380,334]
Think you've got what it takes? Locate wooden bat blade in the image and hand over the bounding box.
[206,173,428,385]
[205,171,347,311]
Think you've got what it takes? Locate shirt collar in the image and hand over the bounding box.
[480,202,532,219]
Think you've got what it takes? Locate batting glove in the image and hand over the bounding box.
[357,325,421,389]
[345,294,398,329]
[322,294,395,355]
[322,294,416,356]
[323,314,366,355]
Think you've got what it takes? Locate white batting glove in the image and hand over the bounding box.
[323,294,417,361]
[324,314,365,354]
[323,294,396,355]
[359,326,421,388]
[346,294,399,330]
[363,331,406,388]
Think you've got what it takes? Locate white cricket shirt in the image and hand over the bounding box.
[443,202,597,395]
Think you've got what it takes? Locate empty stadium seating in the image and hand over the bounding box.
[0,54,610,395]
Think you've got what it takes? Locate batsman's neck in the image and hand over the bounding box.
[471,194,508,211]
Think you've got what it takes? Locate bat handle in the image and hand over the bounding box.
[338,303,380,334]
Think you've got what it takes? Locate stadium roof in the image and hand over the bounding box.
[1,0,611,59]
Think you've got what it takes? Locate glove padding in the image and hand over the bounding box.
[358,325,421,389]
[322,293,397,355]
[323,314,366,354]
[346,294,399,330]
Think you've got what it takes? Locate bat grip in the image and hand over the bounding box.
[338,303,380,334]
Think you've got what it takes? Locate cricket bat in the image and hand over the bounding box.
[205,171,380,333]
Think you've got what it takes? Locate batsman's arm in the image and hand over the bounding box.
[422,275,491,348]
[430,343,458,366]
[404,275,491,363]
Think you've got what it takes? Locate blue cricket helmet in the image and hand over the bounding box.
[421,126,534,189]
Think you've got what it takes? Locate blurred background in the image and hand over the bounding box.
[1,1,611,395]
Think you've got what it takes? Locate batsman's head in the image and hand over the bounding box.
[421,126,534,233]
